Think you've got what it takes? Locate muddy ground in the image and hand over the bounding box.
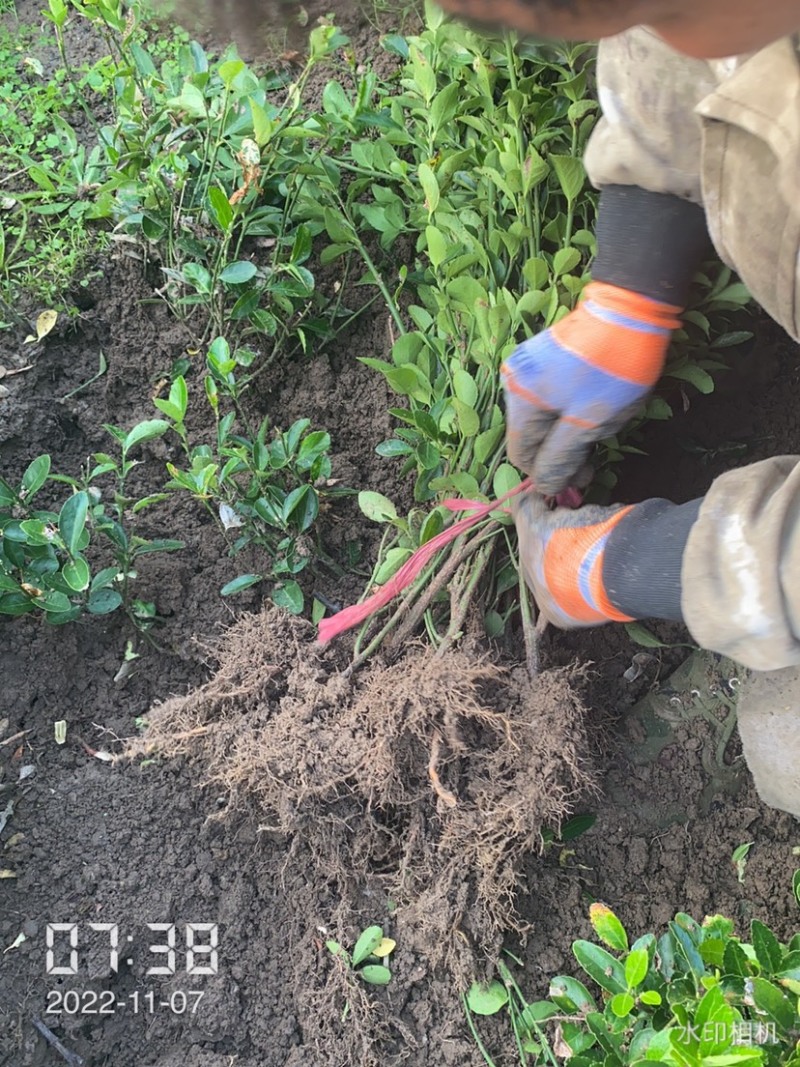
[2,4,800,1067]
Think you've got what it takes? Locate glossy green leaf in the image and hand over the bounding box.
[751,920,782,975]
[221,574,263,597]
[221,261,258,285]
[610,992,635,1018]
[572,940,627,994]
[750,977,796,1031]
[360,964,392,986]
[640,990,662,1006]
[123,420,169,454]
[589,904,629,953]
[62,555,90,592]
[87,588,123,614]
[20,455,51,501]
[466,980,509,1016]
[550,155,586,203]
[59,491,89,557]
[547,975,597,1013]
[358,491,398,524]
[352,926,383,967]
[272,581,304,616]
[625,948,649,989]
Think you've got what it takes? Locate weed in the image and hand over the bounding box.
[732,841,754,884]
[466,901,800,1067]
[325,924,395,987]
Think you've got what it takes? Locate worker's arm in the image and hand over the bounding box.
[514,456,800,671]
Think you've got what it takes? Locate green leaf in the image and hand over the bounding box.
[86,588,123,615]
[21,455,51,501]
[751,920,782,975]
[625,621,671,649]
[272,581,304,616]
[352,926,383,967]
[182,262,212,294]
[358,491,398,524]
[547,976,597,1013]
[645,397,673,420]
[553,247,582,278]
[283,485,319,533]
[63,556,90,592]
[374,547,413,585]
[668,363,715,395]
[493,463,521,500]
[722,940,749,977]
[0,593,34,616]
[359,965,392,986]
[452,368,478,407]
[609,992,635,1018]
[466,980,509,1016]
[40,590,73,614]
[129,41,157,77]
[750,977,796,1031]
[169,376,188,421]
[550,155,586,203]
[625,948,649,989]
[792,869,800,908]
[221,574,263,596]
[418,162,440,215]
[559,814,596,841]
[209,186,233,232]
[221,261,258,285]
[589,904,629,952]
[572,940,627,994]
[59,491,89,557]
[452,398,480,438]
[123,420,169,454]
[669,920,706,980]
[640,990,662,1006]
[218,58,245,89]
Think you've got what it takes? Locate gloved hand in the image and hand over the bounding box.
[503,281,682,495]
[513,490,702,629]
[513,491,636,629]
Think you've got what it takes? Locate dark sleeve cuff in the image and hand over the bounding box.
[603,498,703,622]
[593,186,712,307]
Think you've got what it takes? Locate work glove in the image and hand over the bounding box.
[513,490,703,629]
[502,281,683,496]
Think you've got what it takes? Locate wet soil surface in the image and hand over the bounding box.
[2,6,800,1067]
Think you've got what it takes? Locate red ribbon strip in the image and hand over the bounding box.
[317,478,533,644]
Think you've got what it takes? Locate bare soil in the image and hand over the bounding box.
[2,6,800,1067]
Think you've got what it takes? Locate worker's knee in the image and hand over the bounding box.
[738,667,800,818]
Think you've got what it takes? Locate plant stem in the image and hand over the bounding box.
[461,995,498,1067]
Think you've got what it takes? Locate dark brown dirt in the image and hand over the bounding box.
[2,6,800,1067]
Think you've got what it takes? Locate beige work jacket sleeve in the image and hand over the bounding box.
[583,27,719,204]
[682,458,800,671]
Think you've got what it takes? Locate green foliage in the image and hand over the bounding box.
[325,924,395,987]
[153,337,340,613]
[72,5,356,347]
[465,903,800,1067]
[0,429,184,625]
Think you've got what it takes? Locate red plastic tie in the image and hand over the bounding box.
[317,479,584,644]
[317,477,534,644]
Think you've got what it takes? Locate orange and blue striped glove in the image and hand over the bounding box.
[502,282,683,496]
[512,491,703,629]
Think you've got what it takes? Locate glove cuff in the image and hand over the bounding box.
[593,186,712,307]
[602,497,703,622]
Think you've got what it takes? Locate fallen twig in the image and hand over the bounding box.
[0,730,29,748]
[31,1017,84,1067]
